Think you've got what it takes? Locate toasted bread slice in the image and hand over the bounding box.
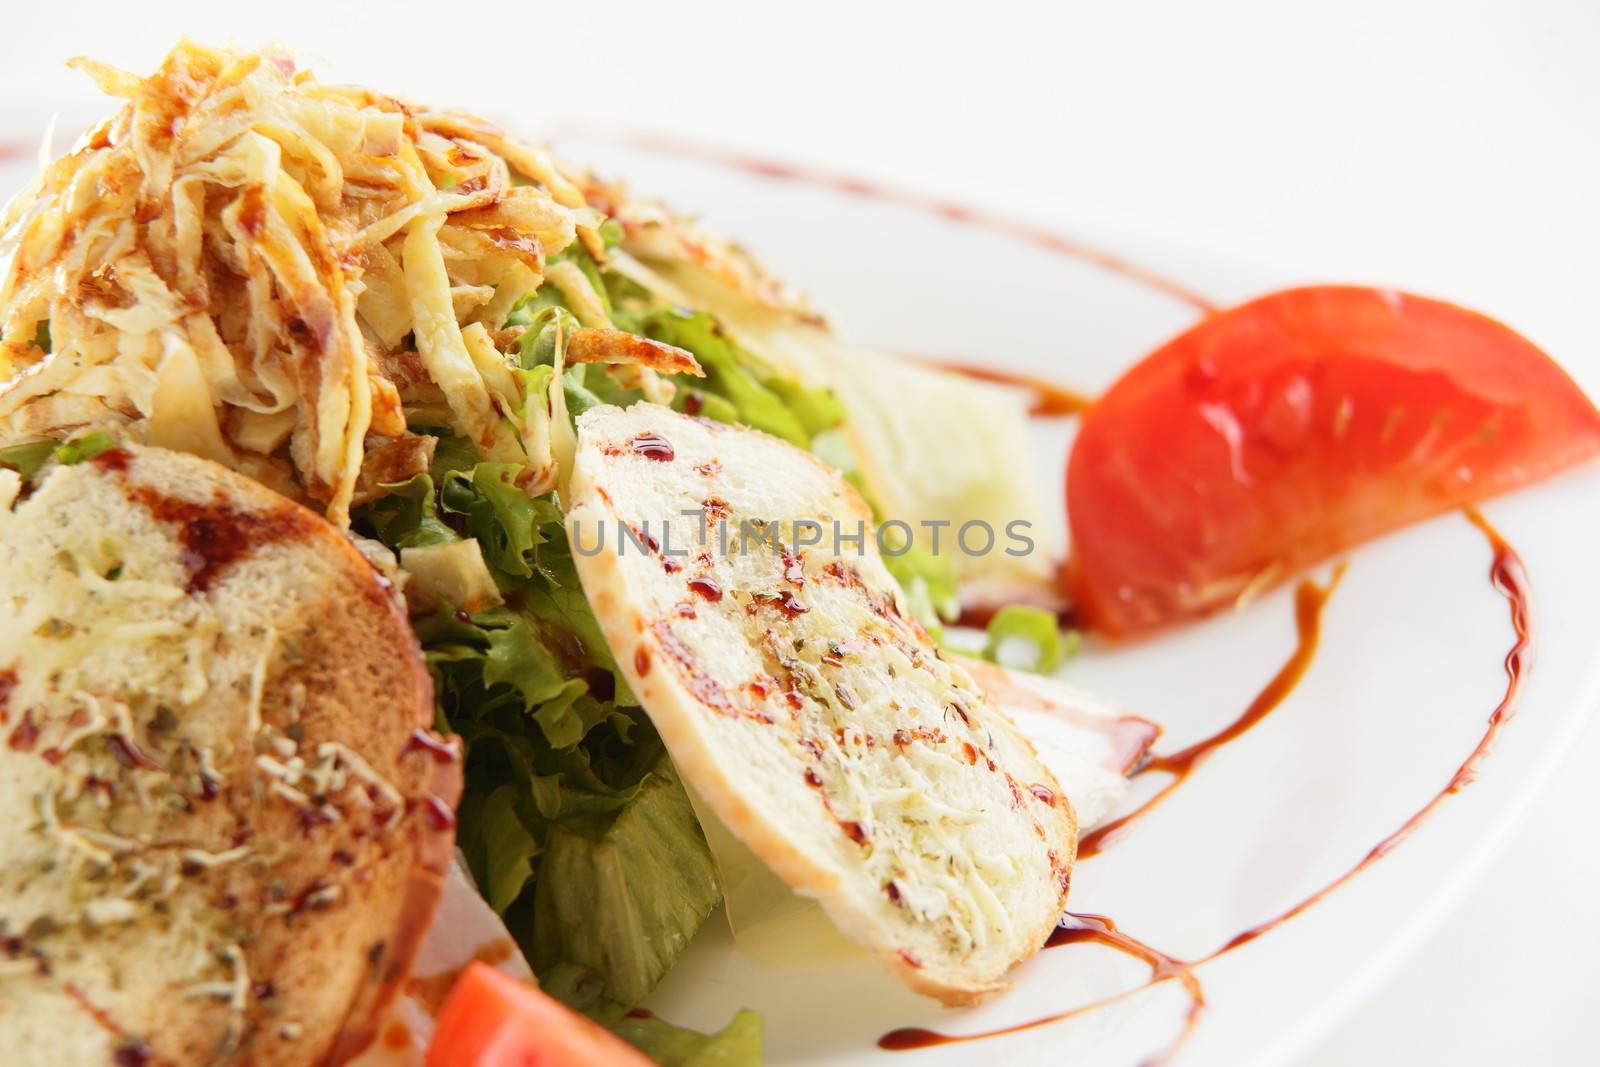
[566,404,1075,1005]
[0,445,460,1066]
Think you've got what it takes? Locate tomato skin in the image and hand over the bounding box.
[1066,286,1600,635]
[426,963,653,1067]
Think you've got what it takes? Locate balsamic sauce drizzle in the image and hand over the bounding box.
[576,129,1220,315]
[917,360,1097,418]
[1196,507,1530,960]
[880,913,1204,1063]
[881,511,1532,1059]
[1080,564,1345,860]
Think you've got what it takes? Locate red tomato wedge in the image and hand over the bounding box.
[426,962,653,1067]
[1066,285,1600,635]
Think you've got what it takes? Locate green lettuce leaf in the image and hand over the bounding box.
[505,285,572,329]
[0,440,57,478]
[615,1009,764,1067]
[516,306,582,367]
[642,307,813,447]
[483,617,591,748]
[540,964,763,1067]
[361,473,459,549]
[669,386,740,425]
[530,753,721,1005]
[356,435,719,1035]
[473,783,543,912]
[515,305,644,418]
[767,377,847,439]
[439,463,563,581]
[879,527,960,636]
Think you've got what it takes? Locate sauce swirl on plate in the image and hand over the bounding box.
[1080,565,1344,859]
[881,511,1532,1061]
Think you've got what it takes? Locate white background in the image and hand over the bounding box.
[2,3,1595,1063]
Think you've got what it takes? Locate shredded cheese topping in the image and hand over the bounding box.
[0,42,617,524]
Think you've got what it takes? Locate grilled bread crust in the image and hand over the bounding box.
[0,445,459,1066]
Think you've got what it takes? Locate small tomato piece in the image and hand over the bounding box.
[1067,286,1600,634]
[426,963,653,1067]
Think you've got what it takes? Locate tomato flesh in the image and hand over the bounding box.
[1066,286,1600,635]
[426,962,653,1067]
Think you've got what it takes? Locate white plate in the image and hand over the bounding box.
[3,129,1595,1067]
[543,135,1600,1067]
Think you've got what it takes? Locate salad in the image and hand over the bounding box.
[1,41,1596,1067]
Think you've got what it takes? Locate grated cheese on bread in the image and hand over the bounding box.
[566,404,1075,1005]
[0,444,459,1066]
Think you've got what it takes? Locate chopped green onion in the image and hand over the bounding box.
[55,432,116,466]
[982,605,1074,673]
